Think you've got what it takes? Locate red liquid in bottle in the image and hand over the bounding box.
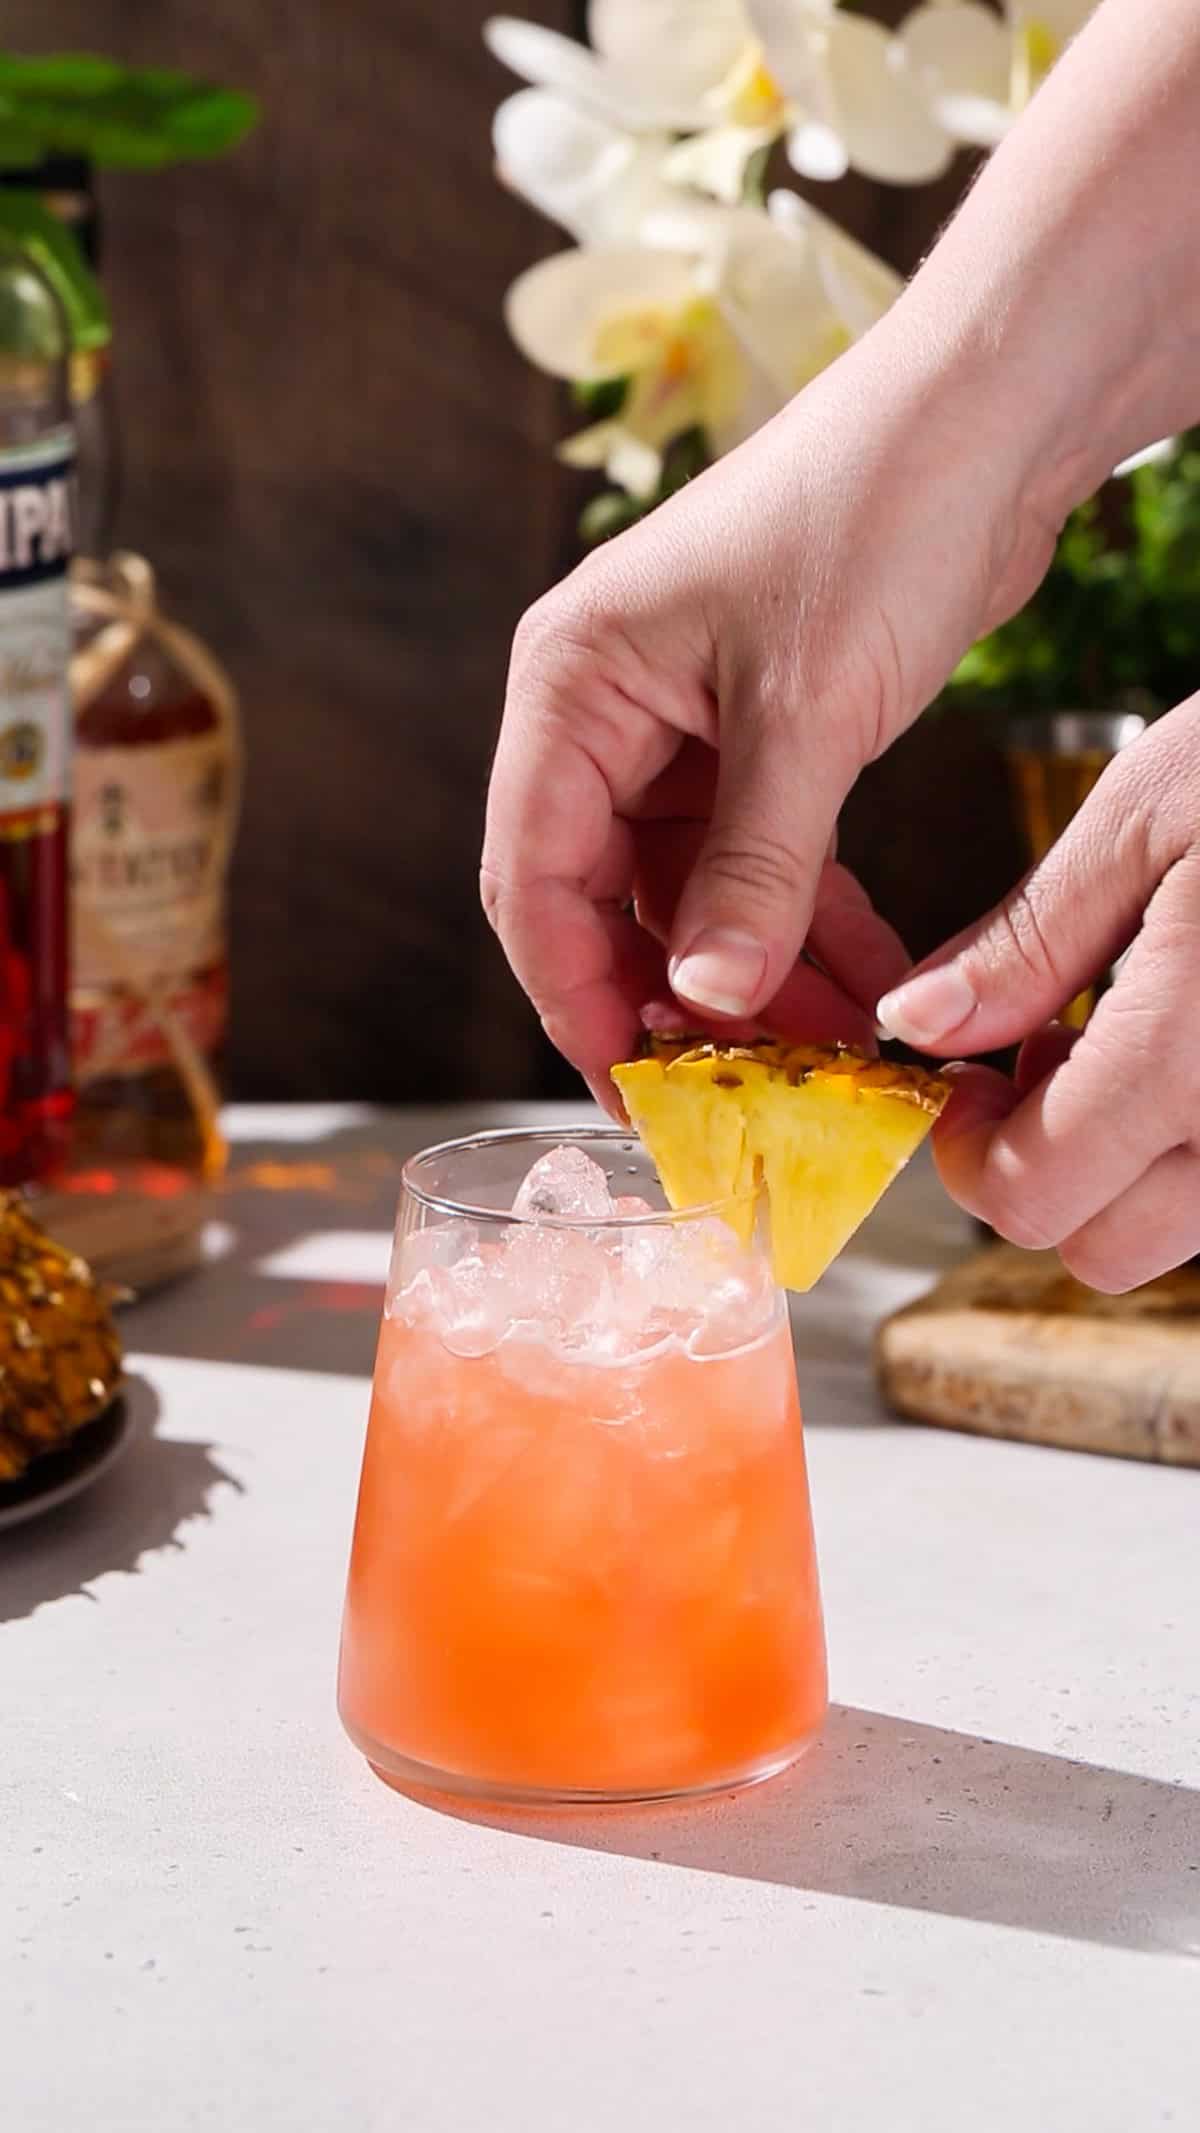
[0,807,71,1184]
[0,291,76,1186]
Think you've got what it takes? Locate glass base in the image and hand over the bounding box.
[341,1710,821,1809]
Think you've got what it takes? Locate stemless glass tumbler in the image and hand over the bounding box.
[338,1126,827,1805]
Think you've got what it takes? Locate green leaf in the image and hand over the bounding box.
[742,144,772,210]
[0,122,49,168]
[0,54,125,96]
[659,425,710,497]
[570,374,629,420]
[0,189,110,348]
[0,52,258,169]
[579,490,645,545]
[577,426,714,547]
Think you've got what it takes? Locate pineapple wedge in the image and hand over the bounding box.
[612,1039,951,1292]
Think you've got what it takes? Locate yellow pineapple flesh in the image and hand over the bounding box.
[612,1039,952,1292]
[0,1196,124,1483]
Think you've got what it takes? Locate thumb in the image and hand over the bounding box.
[667,698,852,1022]
[875,778,1150,1055]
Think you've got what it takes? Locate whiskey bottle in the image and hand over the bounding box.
[69,554,240,1183]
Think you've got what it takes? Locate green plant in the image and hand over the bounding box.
[945,431,1200,717]
[0,49,258,356]
[0,52,257,170]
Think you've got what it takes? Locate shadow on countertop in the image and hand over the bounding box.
[0,1374,239,1626]
[123,1115,974,1393]
[416,1703,1200,1958]
[119,1108,541,1379]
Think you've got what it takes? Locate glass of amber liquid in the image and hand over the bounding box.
[338,1127,827,1806]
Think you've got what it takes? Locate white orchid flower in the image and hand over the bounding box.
[897,0,1096,151]
[504,198,902,499]
[493,89,680,244]
[486,1,953,203]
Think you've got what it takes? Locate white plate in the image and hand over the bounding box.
[0,1398,132,1533]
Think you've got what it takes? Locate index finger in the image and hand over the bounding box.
[481,636,685,1093]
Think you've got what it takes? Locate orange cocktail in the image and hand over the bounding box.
[338,1128,827,1804]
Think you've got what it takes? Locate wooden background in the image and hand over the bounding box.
[5,0,1024,1101]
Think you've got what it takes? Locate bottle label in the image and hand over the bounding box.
[71,726,233,1081]
[71,963,228,1085]
[0,430,74,832]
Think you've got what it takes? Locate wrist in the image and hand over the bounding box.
[897,243,1184,540]
[889,0,1200,535]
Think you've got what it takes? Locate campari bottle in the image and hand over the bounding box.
[0,236,75,1186]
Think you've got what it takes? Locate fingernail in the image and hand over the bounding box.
[876,965,976,1047]
[669,929,766,1017]
[639,999,690,1037]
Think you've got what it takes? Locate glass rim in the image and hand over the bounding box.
[1004,710,1147,755]
[400,1123,760,1231]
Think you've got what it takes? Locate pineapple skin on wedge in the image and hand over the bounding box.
[612,1039,952,1292]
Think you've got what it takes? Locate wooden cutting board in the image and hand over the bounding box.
[876,1243,1200,1466]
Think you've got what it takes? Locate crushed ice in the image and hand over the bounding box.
[394,1144,776,1365]
[512,1144,616,1221]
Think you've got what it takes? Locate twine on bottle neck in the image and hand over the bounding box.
[69,552,242,1182]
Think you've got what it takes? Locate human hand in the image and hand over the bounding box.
[482,325,1061,1105]
[484,0,1200,1112]
[877,700,1200,1290]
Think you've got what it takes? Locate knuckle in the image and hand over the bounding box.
[1147,878,1200,978]
[700,831,804,904]
[986,1202,1064,1253]
[509,587,641,746]
[1119,702,1200,850]
[1089,981,1193,1130]
[511,575,617,680]
[1057,1232,1135,1296]
[974,1145,1066,1251]
[479,861,504,934]
[982,886,1066,994]
[509,591,575,678]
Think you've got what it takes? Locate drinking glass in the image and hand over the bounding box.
[338,1126,827,1805]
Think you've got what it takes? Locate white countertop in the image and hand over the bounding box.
[6,1103,1200,2131]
